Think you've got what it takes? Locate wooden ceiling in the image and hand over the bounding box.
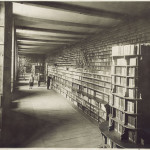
[13,2,150,55]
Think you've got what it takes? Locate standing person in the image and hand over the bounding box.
[29,74,34,89]
[47,75,51,90]
[51,75,54,89]
[37,73,40,87]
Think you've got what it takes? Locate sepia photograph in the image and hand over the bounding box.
[0,0,150,149]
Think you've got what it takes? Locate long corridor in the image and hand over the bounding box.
[7,79,103,148]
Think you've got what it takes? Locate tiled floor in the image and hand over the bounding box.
[6,79,103,147]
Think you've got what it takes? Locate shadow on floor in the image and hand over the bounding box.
[2,110,69,147]
[12,90,39,102]
[17,82,29,86]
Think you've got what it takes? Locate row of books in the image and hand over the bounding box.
[82,78,105,87]
[92,75,111,82]
[91,62,111,66]
[126,101,135,113]
[88,51,111,56]
[78,94,107,111]
[72,76,81,80]
[91,99,99,107]
[128,78,137,87]
[93,85,105,92]
[128,89,140,98]
[113,58,127,66]
[79,87,107,98]
[113,86,141,98]
[81,81,106,93]
[56,78,72,86]
[91,106,99,115]
[113,76,126,86]
[87,89,94,96]
[128,115,136,127]
[95,91,109,102]
[114,121,125,134]
[113,66,138,76]
[113,58,137,66]
[91,55,110,59]
[82,87,88,93]
[91,58,111,63]
[93,79,102,85]
[128,130,136,143]
[83,71,110,78]
[82,95,88,101]
[91,66,111,71]
[78,96,107,116]
[128,67,138,76]
[95,92,103,100]
[116,109,125,122]
[114,86,126,96]
[112,45,140,56]
[113,96,124,109]
[112,77,137,88]
[114,67,127,76]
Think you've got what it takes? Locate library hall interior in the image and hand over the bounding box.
[1,1,150,148]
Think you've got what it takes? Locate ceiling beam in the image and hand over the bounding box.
[18,45,61,50]
[18,48,54,53]
[20,2,131,20]
[18,51,46,54]
[14,15,107,29]
[16,36,83,41]
[16,26,92,35]
[18,45,58,49]
[17,43,66,46]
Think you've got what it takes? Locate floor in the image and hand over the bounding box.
[6,77,103,148]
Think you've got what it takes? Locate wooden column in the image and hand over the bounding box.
[0,2,13,145]
[15,37,18,82]
[11,16,15,93]
[0,2,4,104]
[0,3,5,140]
[3,2,12,110]
[13,28,16,90]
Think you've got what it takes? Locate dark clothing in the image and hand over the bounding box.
[38,81,40,87]
[29,82,33,86]
[47,83,50,89]
[47,76,52,89]
[37,74,40,87]
[29,76,34,89]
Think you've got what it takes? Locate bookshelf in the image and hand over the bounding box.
[47,65,111,123]
[111,45,141,143]
[100,44,150,148]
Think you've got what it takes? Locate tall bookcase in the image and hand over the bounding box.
[99,44,150,148]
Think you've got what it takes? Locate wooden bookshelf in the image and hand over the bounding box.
[110,44,142,144]
[100,44,150,148]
